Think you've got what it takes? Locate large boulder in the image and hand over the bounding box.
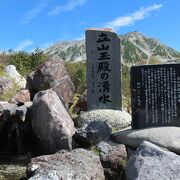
[27,148,105,180]
[0,77,14,96]
[32,89,75,154]
[111,126,180,154]
[126,141,180,180]
[96,140,127,179]
[4,65,26,89]
[77,109,131,130]
[27,58,74,104]
[74,110,131,147]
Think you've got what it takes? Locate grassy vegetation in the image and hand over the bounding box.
[91,146,100,155]
[0,64,8,77]
[0,49,47,101]
[0,81,20,101]
[121,39,148,63]
[0,48,47,77]
[148,56,162,64]
[65,61,86,94]
[0,70,8,77]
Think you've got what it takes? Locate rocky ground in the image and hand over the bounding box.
[0,58,180,180]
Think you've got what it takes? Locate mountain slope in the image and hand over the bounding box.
[45,31,180,64]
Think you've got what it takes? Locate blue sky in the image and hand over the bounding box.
[0,0,179,52]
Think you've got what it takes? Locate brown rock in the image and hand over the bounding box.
[10,89,30,104]
[96,140,127,179]
[52,75,74,104]
[74,91,87,114]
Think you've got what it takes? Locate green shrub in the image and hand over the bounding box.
[65,61,86,94]
[122,65,131,108]
[0,70,7,77]
[0,81,20,101]
[8,48,47,77]
[148,56,162,64]
[91,146,100,155]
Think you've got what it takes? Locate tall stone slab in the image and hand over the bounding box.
[131,64,180,129]
[86,29,121,110]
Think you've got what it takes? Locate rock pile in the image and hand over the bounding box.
[1,60,180,180]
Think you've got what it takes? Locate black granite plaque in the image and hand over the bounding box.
[131,64,180,129]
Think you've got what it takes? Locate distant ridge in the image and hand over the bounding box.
[45,31,180,64]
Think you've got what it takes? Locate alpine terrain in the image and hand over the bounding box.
[45,31,180,64]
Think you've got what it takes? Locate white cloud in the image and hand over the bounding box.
[22,0,51,24]
[104,4,162,29]
[15,40,34,51]
[48,0,86,15]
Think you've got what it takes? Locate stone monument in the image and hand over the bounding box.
[131,64,180,129]
[86,29,121,110]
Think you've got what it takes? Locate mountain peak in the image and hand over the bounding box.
[45,31,180,64]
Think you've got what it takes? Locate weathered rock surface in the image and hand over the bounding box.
[74,121,112,146]
[1,102,31,123]
[27,58,74,103]
[111,126,180,154]
[32,89,75,154]
[10,89,30,104]
[0,77,14,96]
[27,148,105,180]
[96,140,127,179]
[77,109,131,130]
[0,102,17,115]
[126,141,180,180]
[52,75,74,104]
[4,65,26,89]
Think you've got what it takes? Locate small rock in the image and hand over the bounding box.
[111,126,180,154]
[96,140,127,179]
[126,141,180,180]
[27,148,105,180]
